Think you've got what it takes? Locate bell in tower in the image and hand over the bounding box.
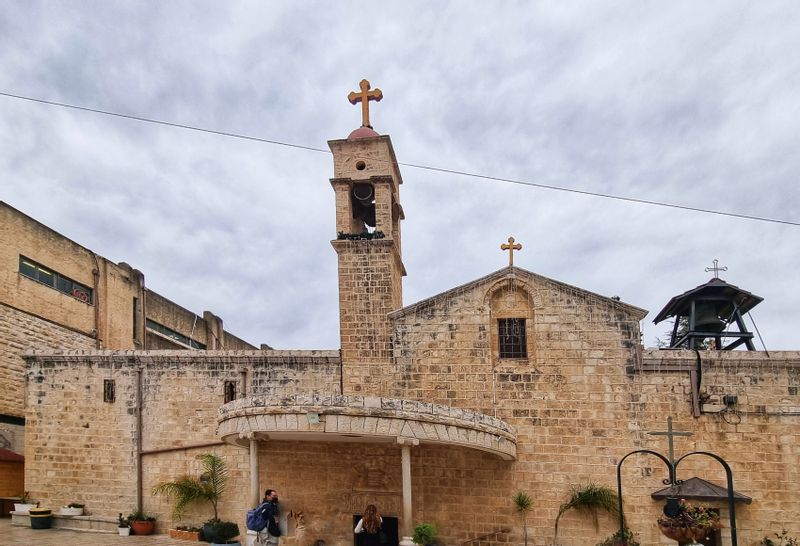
[653,260,763,350]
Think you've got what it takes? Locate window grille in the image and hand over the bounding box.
[103,379,115,403]
[499,318,527,358]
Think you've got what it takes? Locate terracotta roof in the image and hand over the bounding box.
[0,447,24,463]
[651,476,752,504]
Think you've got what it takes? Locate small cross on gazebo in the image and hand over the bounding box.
[501,237,522,266]
[705,258,728,279]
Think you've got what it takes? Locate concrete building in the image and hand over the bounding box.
[0,201,256,456]
[13,92,800,545]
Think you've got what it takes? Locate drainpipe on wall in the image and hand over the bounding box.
[91,253,101,349]
[135,366,143,512]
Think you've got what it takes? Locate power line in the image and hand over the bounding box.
[2,90,798,227]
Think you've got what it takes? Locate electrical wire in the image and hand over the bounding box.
[2,90,799,227]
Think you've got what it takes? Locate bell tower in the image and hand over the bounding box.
[329,79,406,395]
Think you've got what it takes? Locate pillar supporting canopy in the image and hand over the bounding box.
[218,394,516,461]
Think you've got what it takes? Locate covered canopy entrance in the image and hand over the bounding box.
[218,394,516,546]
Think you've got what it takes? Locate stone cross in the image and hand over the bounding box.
[705,259,728,278]
[501,237,522,266]
[647,416,693,464]
[348,79,383,128]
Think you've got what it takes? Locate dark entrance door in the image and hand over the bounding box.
[353,515,399,546]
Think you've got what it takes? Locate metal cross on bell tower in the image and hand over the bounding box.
[348,79,383,128]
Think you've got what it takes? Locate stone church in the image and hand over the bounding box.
[13,82,800,545]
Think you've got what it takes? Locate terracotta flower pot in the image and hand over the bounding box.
[131,520,156,535]
[658,523,715,542]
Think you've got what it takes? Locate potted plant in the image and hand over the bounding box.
[657,499,720,543]
[129,509,157,535]
[204,519,241,545]
[13,491,38,513]
[118,513,131,536]
[153,453,231,540]
[512,490,533,546]
[60,502,85,516]
[413,523,437,546]
[29,507,53,529]
[169,525,203,541]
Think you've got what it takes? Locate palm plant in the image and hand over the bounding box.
[554,483,620,539]
[152,452,228,520]
[512,490,533,546]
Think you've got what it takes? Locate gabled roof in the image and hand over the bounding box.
[388,266,648,320]
[653,277,763,324]
[651,476,752,504]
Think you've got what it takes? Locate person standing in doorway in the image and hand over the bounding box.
[354,504,383,546]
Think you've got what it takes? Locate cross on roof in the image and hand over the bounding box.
[647,416,693,464]
[348,79,383,129]
[705,258,728,279]
[501,237,522,266]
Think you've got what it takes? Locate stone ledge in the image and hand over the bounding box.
[11,512,119,533]
[218,394,517,460]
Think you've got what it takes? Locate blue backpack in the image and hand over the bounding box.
[246,501,270,532]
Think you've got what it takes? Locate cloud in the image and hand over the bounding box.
[1,2,798,350]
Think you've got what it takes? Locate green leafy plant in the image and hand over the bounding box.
[17,491,33,504]
[595,527,640,546]
[129,509,156,522]
[657,499,720,530]
[760,529,799,546]
[413,523,437,546]
[512,490,533,546]
[152,452,228,520]
[204,519,240,544]
[554,483,620,538]
[118,513,130,528]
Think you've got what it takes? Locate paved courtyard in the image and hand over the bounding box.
[0,518,200,545]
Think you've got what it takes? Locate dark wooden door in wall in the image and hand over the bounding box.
[353,515,399,546]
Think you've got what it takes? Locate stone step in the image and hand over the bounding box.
[11,511,119,534]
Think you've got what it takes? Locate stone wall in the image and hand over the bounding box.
[334,239,403,398]
[0,302,95,419]
[23,350,340,528]
[390,270,800,545]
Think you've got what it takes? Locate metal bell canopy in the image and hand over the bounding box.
[654,266,763,351]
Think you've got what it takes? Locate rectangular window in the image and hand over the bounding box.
[132,297,139,342]
[103,379,115,403]
[224,381,236,403]
[19,256,93,304]
[145,318,206,349]
[499,318,527,358]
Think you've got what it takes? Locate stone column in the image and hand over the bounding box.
[398,438,418,546]
[249,438,260,508]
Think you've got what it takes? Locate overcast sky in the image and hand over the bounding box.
[2,2,798,350]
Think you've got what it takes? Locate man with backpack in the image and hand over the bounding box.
[248,488,281,545]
